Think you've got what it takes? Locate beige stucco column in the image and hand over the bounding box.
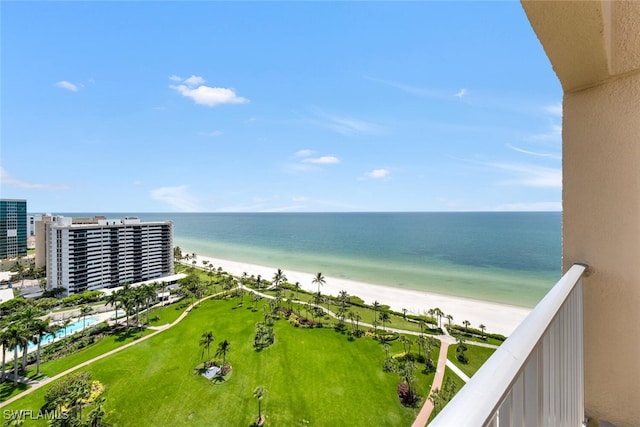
[522,1,640,426]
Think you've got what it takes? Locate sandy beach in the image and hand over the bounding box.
[188,253,531,336]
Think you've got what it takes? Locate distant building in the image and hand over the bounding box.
[28,214,43,237]
[39,215,174,296]
[0,199,28,259]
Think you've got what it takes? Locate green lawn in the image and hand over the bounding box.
[0,381,30,402]
[5,298,435,426]
[148,303,189,326]
[447,343,496,378]
[0,327,153,403]
[263,288,439,335]
[427,367,466,423]
[36,327,153,378]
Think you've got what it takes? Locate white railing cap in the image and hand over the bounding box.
[429,263,587,426]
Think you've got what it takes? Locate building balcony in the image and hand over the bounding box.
[430,264,588,426]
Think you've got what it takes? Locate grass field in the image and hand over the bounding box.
[5,297,436,426]
[446,342,496,378]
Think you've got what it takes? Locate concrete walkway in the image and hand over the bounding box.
[445,359,470,383]
[411,341,451,427]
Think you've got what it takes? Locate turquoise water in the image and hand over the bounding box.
[25,316,99,352]
[63,212,562,308]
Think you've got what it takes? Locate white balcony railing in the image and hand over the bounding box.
[430,263,587,427]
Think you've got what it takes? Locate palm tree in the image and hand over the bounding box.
[372,300,381,324]
[62,318,72,337]
[106,292,121,322]
[79,305,93,336]
[479,324,486,338]
[399,360,416,398]
[312,292,323,313]
[142,284,158,324]
[253,386,266,422]
[352,311,361,334]
[446,314,454,327]
[118,283,134,327]
[294,281,300,301]
[287,292,295,310]
[200,331,215,367]
[434,308,444,328]
[32,318,53,376]
[6,324,29,384]
[456,335,468,363]
[418,320,426,336]
[215,340,230,365]
[272,269,287,290]
[379,311,390,331]
[133,287,146,327]
[399,335,413,356]
[383,341,391,358]
[338,290,349,313]
[402,308,408,320]
[416,335,426,359]
[312,272,325,294]
[173,246,183,263]
[463,320,471,333]
[19,306,40,368]
[0,329,10,381]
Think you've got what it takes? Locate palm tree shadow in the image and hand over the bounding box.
[211,374,226,384]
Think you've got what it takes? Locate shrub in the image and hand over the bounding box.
[397,383,419,407]
[383,358,396,373]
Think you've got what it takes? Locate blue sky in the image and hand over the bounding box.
[1,2,562,213]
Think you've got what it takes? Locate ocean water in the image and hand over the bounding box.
[66,212,561,308]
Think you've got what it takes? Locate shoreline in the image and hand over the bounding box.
[185,252,531,336]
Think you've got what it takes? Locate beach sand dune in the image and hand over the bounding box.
[189,254,531,336]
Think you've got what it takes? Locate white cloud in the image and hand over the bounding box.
[544,102,562,117]
[150,185,201,212]
[526,124,562,143]
[55,81,79,92]
[169,75,248,107]
[168,75,182,82]
[365,75,468,102]
[0,167,70,190]
[183,75,206,87]
[295,149,315,158]
[311,110,384,136]
[455,88,468,98]
[506,143,561,159]
[491,163,561,188]
[302,156,340,165]
[363,168,391,179]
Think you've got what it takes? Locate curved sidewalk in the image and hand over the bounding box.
[0,293,220,409]
[411,340,452,427]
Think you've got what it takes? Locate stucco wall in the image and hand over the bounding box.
[523,1,640,425]
[563,63,640,427]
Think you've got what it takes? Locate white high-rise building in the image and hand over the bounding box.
[43,216,173,295]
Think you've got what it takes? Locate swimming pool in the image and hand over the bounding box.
[24,316,100,352]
